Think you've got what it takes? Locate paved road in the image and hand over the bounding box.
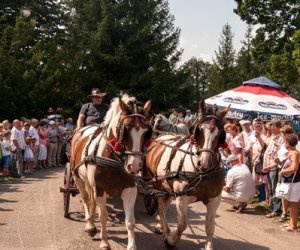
[0,168,299,250]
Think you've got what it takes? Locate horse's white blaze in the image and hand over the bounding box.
[126,127,147,173]
[199,126,218,168]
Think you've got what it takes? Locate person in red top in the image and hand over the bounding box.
[38,120,49,168]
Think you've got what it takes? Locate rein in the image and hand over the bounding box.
[74,105,150,174]
[135,166,225,198]
[138,111,225,198]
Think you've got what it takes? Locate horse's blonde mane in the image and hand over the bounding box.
[103,94,136,126]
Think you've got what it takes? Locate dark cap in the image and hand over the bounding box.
[270,119,282,128]
[88,88,106,98]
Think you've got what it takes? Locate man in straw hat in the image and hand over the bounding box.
[76,88,109,129]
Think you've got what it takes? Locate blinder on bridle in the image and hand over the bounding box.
[116,102,152,156]
[192,111,225,167]
[144,125,153,141]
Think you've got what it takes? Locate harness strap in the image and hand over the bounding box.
[102,131,124,162]
[165,135,190,171]
[148,140,195,156]
[137,167,226,198]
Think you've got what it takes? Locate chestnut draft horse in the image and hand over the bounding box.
[145,101,228,250]
[70,94,151,250]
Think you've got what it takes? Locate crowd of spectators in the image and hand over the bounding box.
[220,118,300,232]
[168,108,195,128]
[2,105,300,232]
[0,114,74,181]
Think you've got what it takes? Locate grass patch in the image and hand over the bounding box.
[250,196,300,227]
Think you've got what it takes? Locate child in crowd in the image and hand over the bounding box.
[38,120,48,168]
[1,130,13,180]
[177,112,184,124]
[23,136,34,174]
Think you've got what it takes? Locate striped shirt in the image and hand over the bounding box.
[263,133,284,170]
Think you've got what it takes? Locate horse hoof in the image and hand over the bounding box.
[154,227,163,235]
[87,227,97,237]
[164,239,175,249]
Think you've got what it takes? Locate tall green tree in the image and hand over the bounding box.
[234,0,300,97]
[0,0,69,120]
[64,0,181,112]
[294,30,300,76]
[207,23,236,96]
[179,57,211,109]
[236,25,258,81]
[0,0,182,119]
[234,0,299,53]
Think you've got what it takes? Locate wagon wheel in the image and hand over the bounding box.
[64,163,71,218]
[144,195,157,216]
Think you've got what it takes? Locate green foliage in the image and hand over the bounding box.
[179,57,211,110]
[60,0,182,113]
[207,23,237,96]
[294,30,300,76]
[0,0,69,120]
[235,25,258,82]
[234,0,299,53]
[234,0,300,99]
[0,0,182,120]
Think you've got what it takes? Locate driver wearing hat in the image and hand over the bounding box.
[76,88,109,129]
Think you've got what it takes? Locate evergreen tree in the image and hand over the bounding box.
[236,25,258,81]
[179,57,211,109]
[0,0,182,119]
[207,23,236,96]
[0,0,69,120]
[64,0,181,112]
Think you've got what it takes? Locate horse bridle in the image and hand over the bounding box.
[193,114,222,170]
[154,115,173,131]
[116,104,150,157]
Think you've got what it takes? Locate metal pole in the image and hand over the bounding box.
[195,59,199,113]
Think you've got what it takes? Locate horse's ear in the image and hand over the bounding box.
[143,100,151,115]
[220,105,230,120]
[119,97,130,114]
[198,100,206,114]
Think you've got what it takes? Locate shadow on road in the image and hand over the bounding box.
[213,237,270,250]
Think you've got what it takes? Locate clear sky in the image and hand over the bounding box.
[168,0,248,63]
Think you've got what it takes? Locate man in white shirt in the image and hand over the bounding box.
[221,154,255,213]
[29,118,40,168]
[11,119,26,177]
[183,110,194,128]
[240,120,253,166]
